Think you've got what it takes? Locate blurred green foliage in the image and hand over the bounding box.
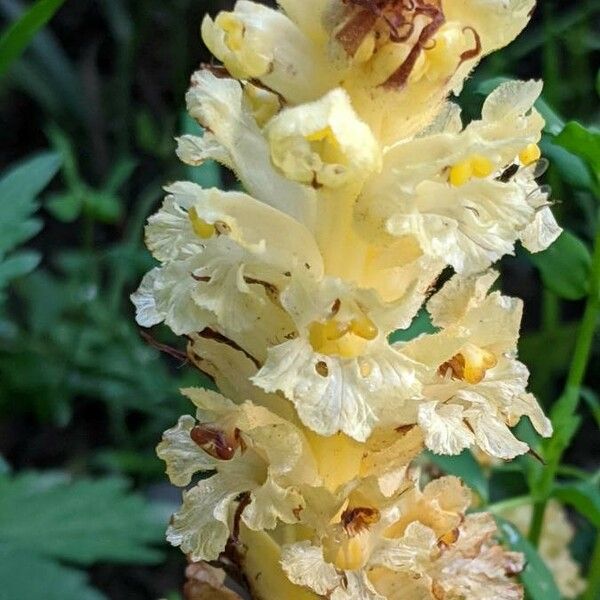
[0,0,599,599]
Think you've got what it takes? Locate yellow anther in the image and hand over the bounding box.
[470,155,493,178]
[350,316,378,341]
[216,13,244,52]
[461,345,497,384]
[519,143,541,166]
[440,344,497,384]
[450,155,493,186]
[449,160,473,187]
[309,319,348,347]
[305,126,340,151]
[188,207,216,239]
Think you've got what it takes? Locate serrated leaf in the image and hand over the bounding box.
[551,481,600,528]
[528,231,592,300]
[0,548,106,600]
[0,152,60,256]
[425,449,489,503]
[0,0,67,77]
[0,472,165,565]
[496,517,561,600]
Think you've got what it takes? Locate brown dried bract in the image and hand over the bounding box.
[184,561,243,600]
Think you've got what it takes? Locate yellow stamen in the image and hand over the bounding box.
[449,160,473,187]
[189,207,216,239]
[440,344,497,384]
[471,155,493,178]
[305,126,341,151]
[350,316,378,340]
[450,155,494,186]
[519,143,541,166]
[309,316,378,359]
[216,13,244,52]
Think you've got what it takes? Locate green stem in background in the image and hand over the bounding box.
[486,495,532,515]
[530,222,600,545]
[583,532,600,600]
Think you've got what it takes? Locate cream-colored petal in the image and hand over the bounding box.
[266,88,382,189]
[427,271,498,328]
[131,260,214,335]
[176,133,234,170]
[465,407,529,459]
[167,471,255,561]
[144,194,202,263]
[202,1,333,103]
[186,70,317,227]
[253,338,420,441]
[173,182,323,276]
[244,476,305,530]
[371,521,437,572]
[417,401,475,456]
[481,80,543,123]
[281,541,342,596]
[156,415,217,486]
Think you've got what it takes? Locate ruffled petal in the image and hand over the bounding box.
[156,415,217,486]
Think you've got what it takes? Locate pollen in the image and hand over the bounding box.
[450,155,493,186]
[188,207,216,239]
[449,160,472,187]
[471,155,494,178]
[519,143,542,166]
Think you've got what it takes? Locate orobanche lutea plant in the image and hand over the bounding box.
[133,1,563,598]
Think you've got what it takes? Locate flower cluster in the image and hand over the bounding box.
[133,1,563,598]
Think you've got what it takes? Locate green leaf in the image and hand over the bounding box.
[0,549,106,600]
[541,137,597,193]
[527,231,592,300]
[389,308,437,344]
[581,387,600,429]
[425,450,489,503]
[82,190,122,223]
[0,250,41,287]
[46,192,82,222]
[0,472,165,565]
[0,0,67,77]
[551,481,600,528]
[0,152,60,256]
[554,121,600,179]
[496,517,561,600]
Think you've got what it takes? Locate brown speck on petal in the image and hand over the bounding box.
[341,506,381,536]
[190,424,244,460]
